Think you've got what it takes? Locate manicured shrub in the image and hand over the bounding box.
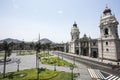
[40,72,59,80]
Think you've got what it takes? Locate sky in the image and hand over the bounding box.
[0,0,120,43]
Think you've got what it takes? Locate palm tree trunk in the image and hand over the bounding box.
[3,51,7,78]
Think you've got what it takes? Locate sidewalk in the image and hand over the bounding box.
[57,51,118,65]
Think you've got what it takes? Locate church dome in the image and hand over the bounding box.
[103,6,111,15]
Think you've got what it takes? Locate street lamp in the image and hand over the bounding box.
[16,59,21,72]
[58,53,59,66]
[70,65,74,80]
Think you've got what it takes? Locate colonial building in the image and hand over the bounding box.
[98,6,120,62]
[68,6,120,63]
[69,22,98,58]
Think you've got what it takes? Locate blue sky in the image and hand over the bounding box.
[0,0,120,43]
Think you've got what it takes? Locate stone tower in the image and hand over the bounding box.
[71,22,80,41]
[69,22,80,54]
[98,6,120,62]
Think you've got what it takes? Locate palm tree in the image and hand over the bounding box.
[41,44,46,53]
[9,42,14,50]
[29,42,34,53]
[46,43,50,51]
[19,41,24,54]
[30,42,34,50]
[34,41,41,80]
[2,41,12,78]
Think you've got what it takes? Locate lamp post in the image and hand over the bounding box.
[70,66,74,80]
[16,59,21,72]
[58,53,59,66]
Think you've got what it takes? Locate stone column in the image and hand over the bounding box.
[79,42,81,55]
[88,41,91,57]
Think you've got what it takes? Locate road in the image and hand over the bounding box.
[53,51,120,77]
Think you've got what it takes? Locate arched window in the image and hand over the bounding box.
[106,42,108,45]
[104,28,109,35]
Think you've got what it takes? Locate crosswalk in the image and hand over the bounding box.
[88,68,105,79]
[88,68,120,80]
[105,75,120,80]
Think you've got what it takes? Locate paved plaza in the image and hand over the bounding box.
[0,52,92,80]
[0,51,120,80]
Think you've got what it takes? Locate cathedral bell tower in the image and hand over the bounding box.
[69,22,80,54]
[98,6,120,62]
[71,22,80,41]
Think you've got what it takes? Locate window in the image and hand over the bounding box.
[76,42,79,46]
[106,42,108,45]
[104,28,109,35]
[72,36,73,40]
[106,48,109,52]
[93,42,96,46]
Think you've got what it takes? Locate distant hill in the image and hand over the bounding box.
[40,38,54,44]
[0,38,54,44]
[0,38,22,43]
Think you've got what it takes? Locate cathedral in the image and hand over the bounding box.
[68,6,120,63]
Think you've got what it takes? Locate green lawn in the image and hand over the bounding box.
[0,69,77,80]
[17,51,36,56]
[39,53,53,57]
[0,53,4,57]
[50,71,77,80]
[41,57,77,68]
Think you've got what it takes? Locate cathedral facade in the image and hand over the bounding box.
[68,6,120,63]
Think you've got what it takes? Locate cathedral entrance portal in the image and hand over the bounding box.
[91,48,98,58]
[76,50,79,55]
[75,48,79,55]
[93,51,98,58]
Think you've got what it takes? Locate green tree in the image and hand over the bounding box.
[41,44,46,53]
[30,42,34,50]
[2,41,12,78]
[19,42,25,54]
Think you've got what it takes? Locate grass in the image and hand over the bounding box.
[0,53,4,57]
[51,71,78,80]
[41,57,77,68]
[0,69,77,80]
[17,51,36,56]
[39,53,53,57]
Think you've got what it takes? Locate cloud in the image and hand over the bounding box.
[57,10,63,14]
